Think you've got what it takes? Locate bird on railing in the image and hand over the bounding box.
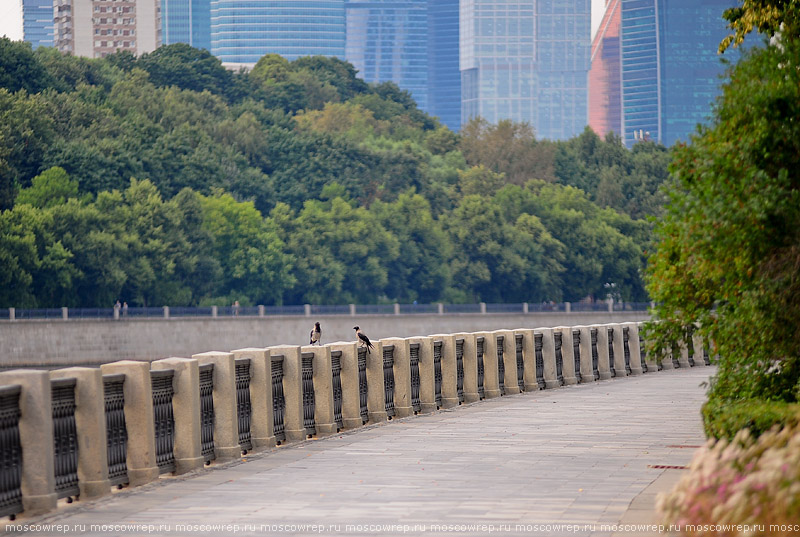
[353,326,374,354]
[309,321,322,345]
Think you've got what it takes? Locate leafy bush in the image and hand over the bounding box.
[702,397,800,440]
[658,421,800,536]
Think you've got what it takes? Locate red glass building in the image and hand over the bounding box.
[588,0,621,138]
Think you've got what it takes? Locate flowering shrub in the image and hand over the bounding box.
[658,422,800,536]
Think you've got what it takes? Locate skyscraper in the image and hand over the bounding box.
[161,0,211,51]
[427,0,460,130]
[55,0,161,57]
[210,0,346,64]
[618,0,739,146]
[588,0,621,138]
[23,0,54,48]
[345,0,429,109]
[460,0,590,140]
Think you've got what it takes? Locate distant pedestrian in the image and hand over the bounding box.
[232,300,240,316]
[122,302,128,317]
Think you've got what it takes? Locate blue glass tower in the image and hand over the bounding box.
[427,0,460,130]
[460,0,590,140]
[620,0,741,146]
[210,0,346,64]
[23,0,54,49]
[162,0,212,51]
[345,0,429,109]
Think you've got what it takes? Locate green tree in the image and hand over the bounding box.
[15,167,79,208]
[137,44,235,99]
[0,38,52,93]
[647,40,800,405]
[720,0,800,52]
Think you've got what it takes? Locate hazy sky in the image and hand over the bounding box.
[0,0,605,53]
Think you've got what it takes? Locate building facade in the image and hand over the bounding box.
[161,0,210,50]
[22,0,55,48]
[55,0,160,57]
[210,0,346,64]
[460,0,590,140]
[588,0,621,138]
[345,0,429,109]
[426,0,460,130]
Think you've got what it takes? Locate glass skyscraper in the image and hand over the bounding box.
[345,0,429,109]
[588,0,621,137]
[620,0,739,146]
[210,0,346,64]
[427,0,460,130]
[23,0,55,48]
[162,0,212,51]
[460,0,590,140]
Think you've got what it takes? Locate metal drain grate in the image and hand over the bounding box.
[665,445,702,449]
[648,465,689,470]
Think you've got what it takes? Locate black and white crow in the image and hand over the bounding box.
[309,322,322,345]
[353,326,374,354]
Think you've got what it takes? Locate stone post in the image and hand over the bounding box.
[691,329,707,366]
[150,358,203,475]
[480,302,486,314]
[267,345,305,442]
[514,329,538,391]
[621,323,644,375]
[453,333,479,403]
[554,327,578,385]
[301,345,336,435]
[0,370,58,515]
[380,338,412,418]
[608,324,629,377]
[535,328,558,389]
[475,332,500,399]
[437,303,444,315]
[594,325,613,380]
[677,339,693,368]
[565,302,571,314]
[99,361,159,487]
[638,322,661,372]
[349,304,356,316]
[304,304,311,317]
[163,306,170,319]
[494,329,519,394]
[9,307,15,321]
[406,336,435,413]
[364,340,388,422]
[191,352,241,460]
[575,326,596,382]
[328,342,362,429]
[61,307,68,320]
[430,334,459,407]
[231,348,275,449]
[49,367,111,499]
[212,306,218,318]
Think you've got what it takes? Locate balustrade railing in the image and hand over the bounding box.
[0,385,22,519]
[496,336,505,395]
[607,327,616,378]
[382,346,396,419]
[590,329,600,381]
[455,339,465,404]
[476,337,485,400]
[151,369,176,474]
[622,327,632,375]
[51,377,79,500]
[198,364,215,463]
[572,329,582,383]
[409,344,421,414]
[639,331,649,372]
[687,328,696,367]
[235,358,253,453]
[301,353,316,437]
[515,335,525,391]
[271,356,286,445]
[357,348,368,424]
[433,341,443,409]
[103,374,128,486]
[554,332,564,385]
[331,351,343,431]
[534,334,545,389]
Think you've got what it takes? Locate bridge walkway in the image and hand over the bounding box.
[4,368,712,537]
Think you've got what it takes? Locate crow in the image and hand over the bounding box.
[353,326,374,354]
[309,321,322,345]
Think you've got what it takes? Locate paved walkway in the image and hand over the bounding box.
[4,368,713,537]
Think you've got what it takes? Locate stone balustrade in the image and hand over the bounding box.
[0,321,710,521]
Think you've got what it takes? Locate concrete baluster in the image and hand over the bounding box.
[301,345,336,435]
[328,341,363,429]
[49,367,111,499]
[514,329,538,391]
[231,348,275,448]
[99,361,159,487]
[594,324,613,380]
[575,326,595,382]
[638,322,662,372]
[494,329,520,394]
[538,328,559,388]
[267,345,305,442]
[380,338,413,418]
[191,351,241,460]
[0,370,58,515]
[150,358,203,474]
[429,334,459,407]
[453,333,479,403]
[691,328,707,367]
[365,340,388,422]
[609,323,629,377]
[475,331,500,398]
[406,336,436,412]
[622,322,644,375]
[555,327,578,385]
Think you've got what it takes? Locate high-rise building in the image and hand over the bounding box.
[22,0,55,48]
[161,0,210,51]
[345,0,429,109]
[427,0,460,130]
[460,0,590,140]
[55,0,161,57]
[588,0,621,138]
[210,0,346,64]
[618,0,739,146]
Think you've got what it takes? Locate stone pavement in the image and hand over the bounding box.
[3,368,713,537]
